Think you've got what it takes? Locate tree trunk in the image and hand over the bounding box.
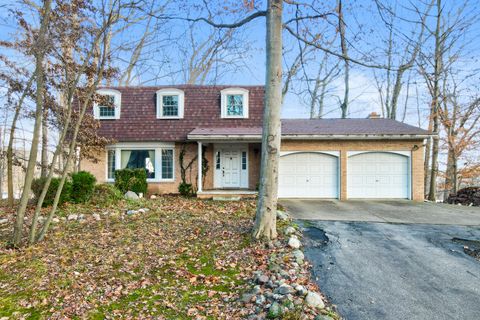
[428,0,442,202]
[444,146,456,199]
[41,108,48,177]
[12,0,52,247]
[252,0,282,240]
[338,0,349,118]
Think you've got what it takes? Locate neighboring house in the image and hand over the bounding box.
[81,85,431,201]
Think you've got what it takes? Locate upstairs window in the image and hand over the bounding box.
[221,88,249,118]
[156,89,184,119]
[94,89,121,120]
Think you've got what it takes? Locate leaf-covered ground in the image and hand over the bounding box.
[0,197,271,319]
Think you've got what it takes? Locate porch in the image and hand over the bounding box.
[188,127,262,198]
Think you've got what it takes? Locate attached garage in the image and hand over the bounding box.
[279,152,339,198]
[347,152,410,199]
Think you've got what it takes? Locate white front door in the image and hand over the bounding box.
[221,150,241,188]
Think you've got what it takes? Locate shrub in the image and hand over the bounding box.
[71,171,97,203]
[178,182,194,196]
[114,168,148,195]
[31,177,72,207]
[90,184,123,206]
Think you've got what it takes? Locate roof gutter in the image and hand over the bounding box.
[281,134,433,140]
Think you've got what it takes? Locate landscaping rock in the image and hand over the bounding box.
[268,301,283,318]
[295,285,307,296]
[305,291,325,309]
[0,218,8,224]
[288,237,301,249]
[255,294,266,305]
[67,214,78,221]
[124,191,139,200]
[52,218,60,224]
[292,250,305,263]
[256,274,269,284]
[241,293,254,303]
[150,194,157,199]
[126,210,138,215]
[92,213,101,221]
[275,284,295,295]
[285,226,296,235]
[277,210,289,220]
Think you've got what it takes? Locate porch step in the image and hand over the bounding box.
[212,196,241,201]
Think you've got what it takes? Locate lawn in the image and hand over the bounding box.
[0,197,267,319]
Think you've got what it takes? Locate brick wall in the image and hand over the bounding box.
[82,139,425,200]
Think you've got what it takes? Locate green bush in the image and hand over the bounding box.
[90,184,123,206]
[178,182,194,196]
[31,177,72,207]
[71,171,97,203]
[114,168,148,195]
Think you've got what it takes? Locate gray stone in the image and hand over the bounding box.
[279,270,290,279]
[268,302,283,318]
[252,285,262,294]
[0,218,8,224]
[92,213,101,221]
[277,210,289,220]
[275,284,295,295]
[256,294,266,305]
[292,250,305,263]
[305,291,325,309]
[288,237,301,249]
[124,191,139,200]
[295,285,307,296]
[67,214,78,221]
[257,274,269,284]
[126,210,138,215]
[285,226,296,235]
[52,217,60,224]
[241,293,254,303]
[266,281,275,289]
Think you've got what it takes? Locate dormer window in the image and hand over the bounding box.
[156,88,184,119]
[94,89,121,120]
[221,88,249,119]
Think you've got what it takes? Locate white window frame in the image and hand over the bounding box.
[94,89,121,120]
[105,142,175,183]
[220,88,249,119]
[156,88,184,119]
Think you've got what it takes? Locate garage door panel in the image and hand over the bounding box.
[279,152,338,198]
[348,152,409,199]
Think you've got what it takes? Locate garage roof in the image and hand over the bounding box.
[282,119,431,136]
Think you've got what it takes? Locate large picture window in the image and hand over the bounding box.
[121,150,156,179]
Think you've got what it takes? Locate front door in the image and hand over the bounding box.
[221,150,241,188]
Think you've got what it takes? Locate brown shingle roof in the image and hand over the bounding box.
[281,119,430,136]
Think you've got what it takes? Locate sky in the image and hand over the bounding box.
[1,0,480,145]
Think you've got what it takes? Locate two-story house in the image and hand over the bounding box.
[81,85,431,201]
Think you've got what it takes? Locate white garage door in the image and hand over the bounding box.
[347,152,409,199]
[279,152,338,198]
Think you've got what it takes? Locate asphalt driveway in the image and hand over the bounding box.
[281,200,480,319]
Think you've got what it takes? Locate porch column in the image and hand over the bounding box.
[197,141,202,193]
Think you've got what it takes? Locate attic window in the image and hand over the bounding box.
[221,88,249,119]
[156,89,184,119]
[94,89,121,120]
